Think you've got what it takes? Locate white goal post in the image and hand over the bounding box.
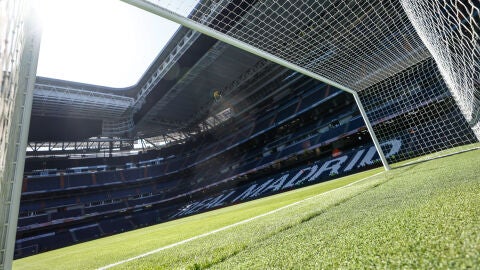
[0,1,41,268]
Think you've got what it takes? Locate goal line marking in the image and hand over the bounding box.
[404,146,480,166]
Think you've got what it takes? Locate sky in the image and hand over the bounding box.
[36,0,196,88]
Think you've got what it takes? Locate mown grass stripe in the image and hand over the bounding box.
[205,149,479,269]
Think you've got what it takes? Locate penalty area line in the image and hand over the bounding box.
[97,171,384,269]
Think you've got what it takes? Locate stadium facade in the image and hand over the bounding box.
[1,0,478,265]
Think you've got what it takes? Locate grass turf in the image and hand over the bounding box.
[14,148,479,269]
[14,164,382,270]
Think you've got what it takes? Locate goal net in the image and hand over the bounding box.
[401,0,480,142]
[123,0,480,163]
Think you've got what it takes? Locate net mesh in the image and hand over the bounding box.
[401,0,480,141]
[359,58,477,162]
[148,0,431,91]
[126,0,479,162]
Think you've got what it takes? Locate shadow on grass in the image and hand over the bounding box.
[194,174,389,269]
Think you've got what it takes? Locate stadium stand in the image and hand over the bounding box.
[14,59,476,258]
[2,1,476,268]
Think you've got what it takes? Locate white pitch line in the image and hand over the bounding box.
[97,171,384,270]
[403,146,480,166]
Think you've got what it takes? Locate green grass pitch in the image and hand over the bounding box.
[14,147,480,269]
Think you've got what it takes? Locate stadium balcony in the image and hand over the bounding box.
[16,94,356,223]
[18,108,359,231]
[17,83,344,204]
[20,78,335,191]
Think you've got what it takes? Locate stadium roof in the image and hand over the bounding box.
[30,24,266,142]
[30,0,434,144]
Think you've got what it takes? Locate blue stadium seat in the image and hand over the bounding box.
[137,184,155,194]
[131,210,158,227]
[19,201,43,212]
[95,171,121,185]
[65,173,92,188]
[109,188,136,200]
[50,208,82,220]
[17,214,49,227]
[79,192,108,204]
[71,224,102,242]
[276,102,299,124]
[99,217,134,234]
[166,158,184,173]
[253,115,274,134]
[147,163,167,178]
[25,176,61,192]
[122,168,144,182]
[43,196,77,209]
[128,195,161,206]
[84,202,125,214]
